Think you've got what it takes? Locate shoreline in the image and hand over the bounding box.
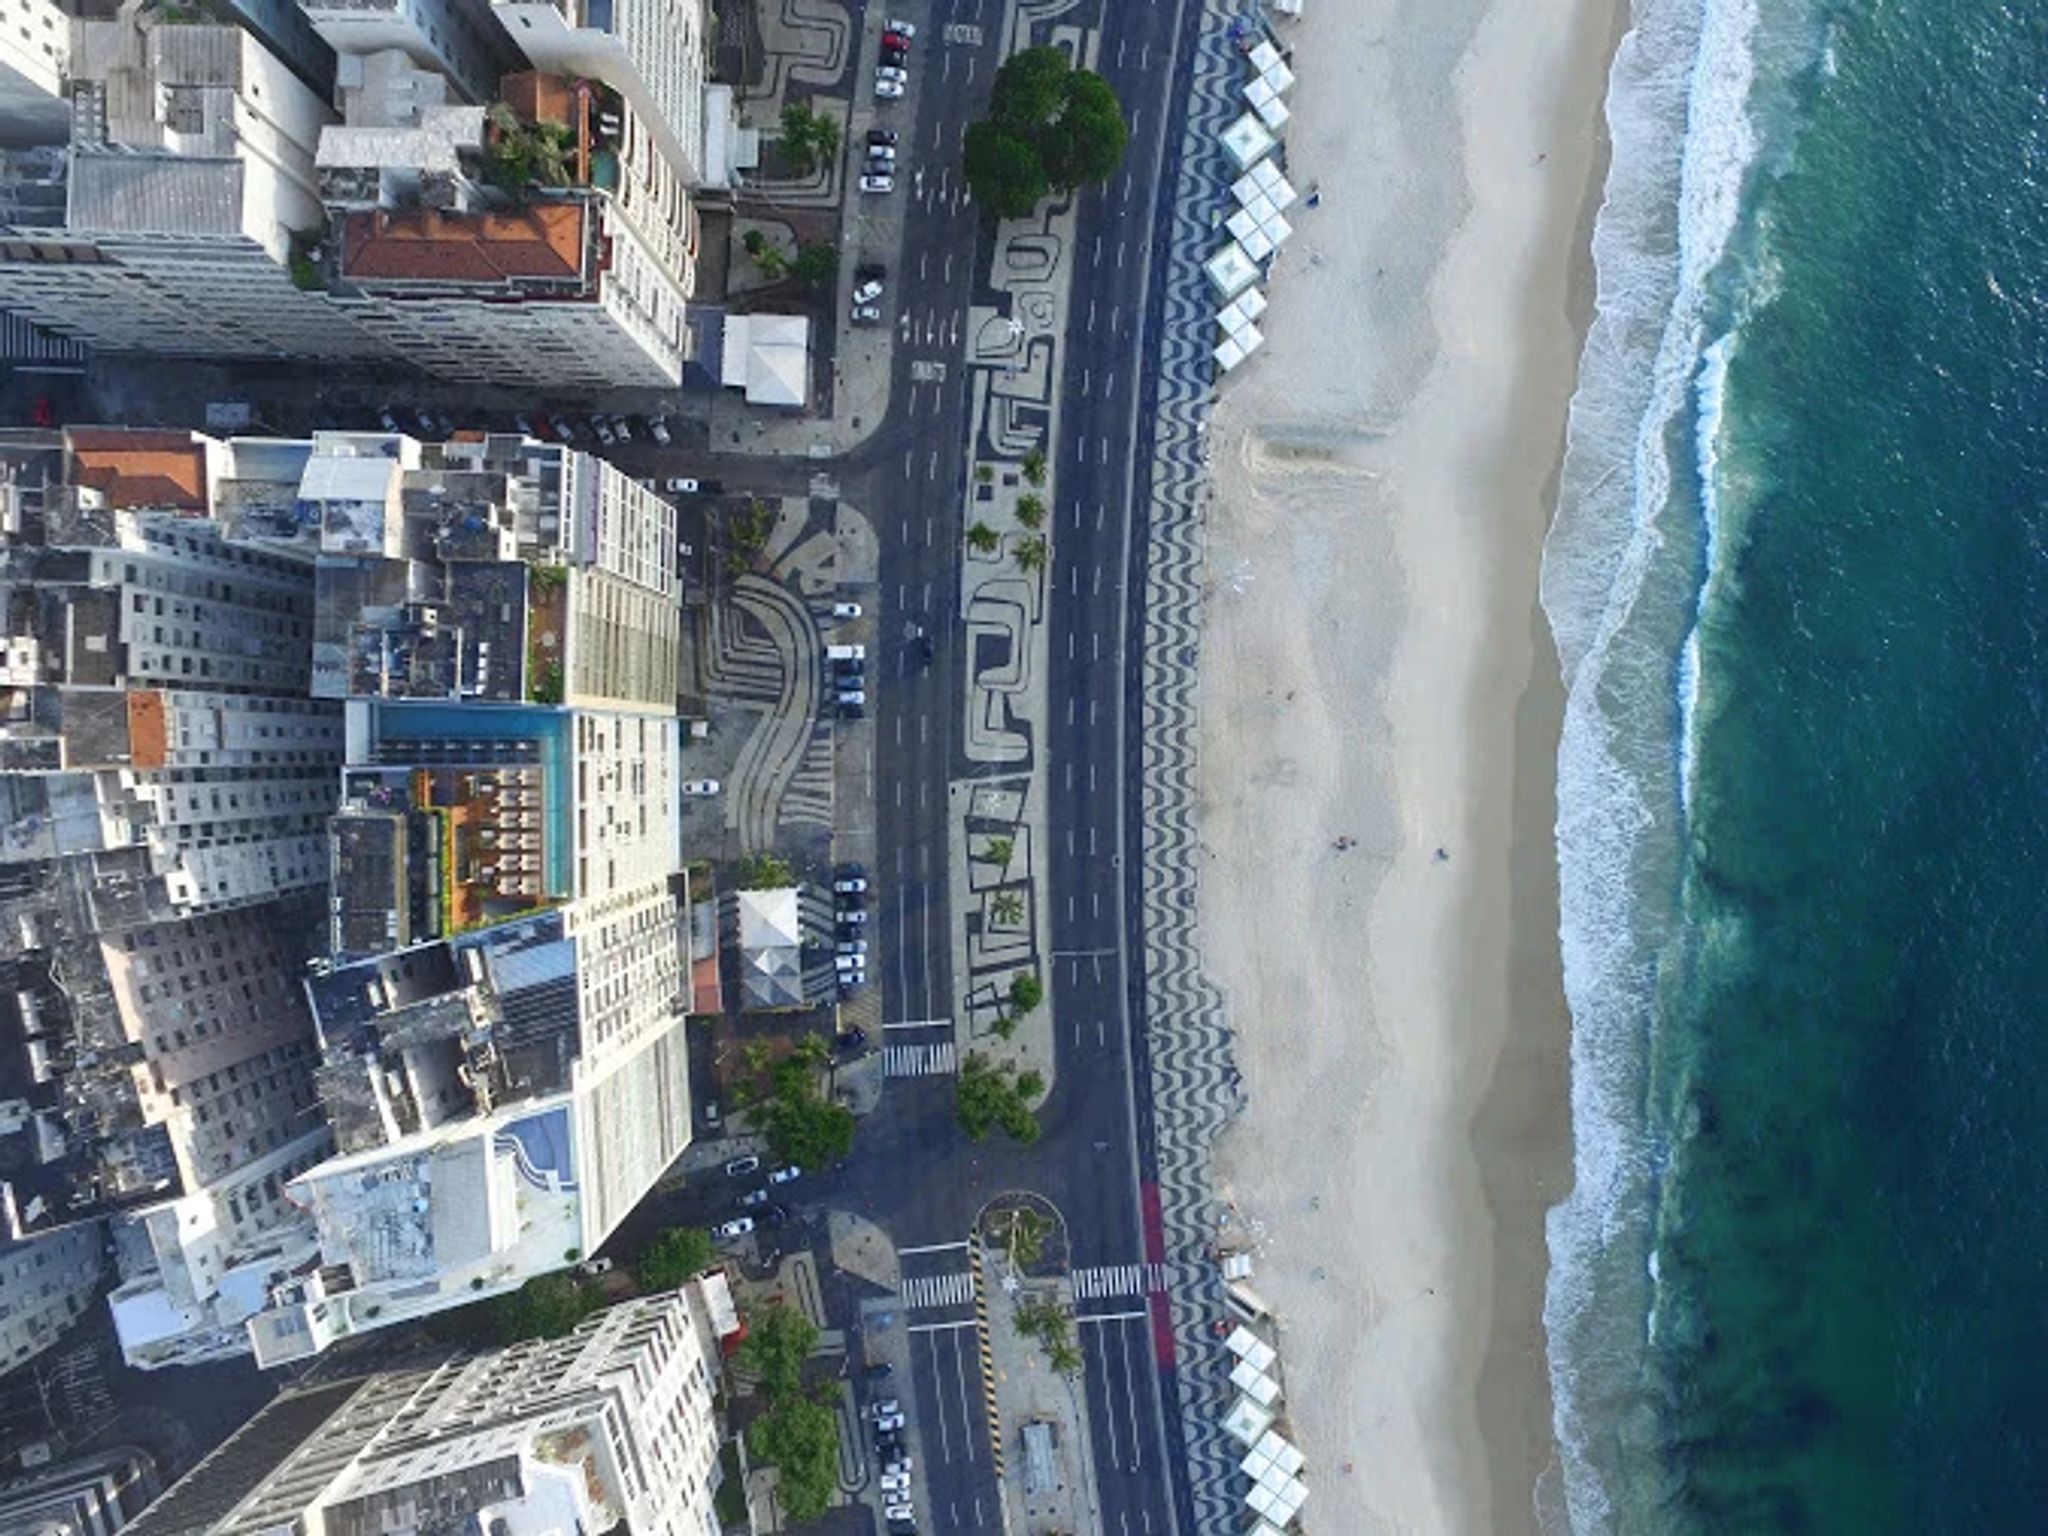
[1196,0,1622,1530]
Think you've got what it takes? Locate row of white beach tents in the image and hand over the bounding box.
[1210,39,1300,373]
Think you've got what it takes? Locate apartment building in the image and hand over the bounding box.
[492,0,707,182]
[0,0,68,149]
[0,1220,104,1373]
[299,0,518,106]
[0,11,387,360]
[133,1284,735,1536]
[0,430,338,1369]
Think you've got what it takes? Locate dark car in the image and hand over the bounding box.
[875,1432,903,1458]
[837,922,866,942]
[836,862,866,881]
[918,634,935,667]
[836,1027,869,1054]
[761,1205,790,1227]
[865,1359,892,1379]
[837,701,865,720]
[866,129,897,147]
[880,43,908,66]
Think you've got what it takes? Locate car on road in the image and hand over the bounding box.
[682,779,721,795]
[760,1204,790,1226]
[768,1164,802,1184]
[838,1027,869,1052]
[867,128,898,146]
[839,908,868,926]
[875,64,907,82]
[853,304,884,324]
[886,18,915,36]
[713,1217,754,1241]
[859,173,895,192]
[736,1188,769,1209]
[833,876,868,894]
[871,1399,901,1419]
[882,28,912,49]
[665,476,699,493]
[880,1473,910,1494]
[880,44,907,66]
[918,634,935,667]
[724,1155,761,1178]
[649,416,672,444]
[836,939,868,957]
[837,700,866,720]
[883,1454,912,1474]
[852,278,883,304]
[838,689,867,707]
[874,76,903,98]
[826,643,865,660]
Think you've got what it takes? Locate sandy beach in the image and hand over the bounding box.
[1199,0,1621,1531]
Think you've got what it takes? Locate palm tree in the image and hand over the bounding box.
[985,835,1014,870]
[1022,448,1047,486]
[1013,535,1049,574]
[968,522,1001,554]
[811,111,841,158]
[991,889,1024,925]
[1016,495,1046,530]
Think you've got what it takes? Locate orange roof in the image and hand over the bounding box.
[126,690,167,770]
[66,428,207,510]
[342,204,589,286]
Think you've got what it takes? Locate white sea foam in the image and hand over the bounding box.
[1678,333,1734,814]
[1539,0,1767,1527]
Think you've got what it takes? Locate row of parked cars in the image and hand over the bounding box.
[374,405,676,446]
[711,1156,801,1241]
[868,20,917,197]
[872,1398,917,1531]
[833,862,869,996]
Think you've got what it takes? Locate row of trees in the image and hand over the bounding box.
[740,1304,838,1522]
[777,102,842,176]
[740,229,840,287]
[962,48,1130,217]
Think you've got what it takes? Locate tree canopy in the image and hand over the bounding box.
[493,1273,599,1341]
[637,1227,715,1291]
[740,1301,819,1398]
[962,47,1127,217]
[739,1304,834,1521]
[956,1052,1045,1144]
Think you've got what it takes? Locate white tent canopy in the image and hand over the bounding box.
[1251,92,1291,130]
[1220,111,1276,169]
[1221,1394,1274,1445]
[1224,1325,1278,1369]
[1261,57,1297,94]
[1205,241,1260,298]
[1225,287,1268,326]
[1230,1359,1282,1405]
[1214,323,1264,372]
[720,313,810,406]
[1247,39,1282,73]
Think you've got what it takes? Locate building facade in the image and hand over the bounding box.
[132,1286,733,1536]
[0,0,68,149]
[0,1220,104,1373]
[299,0,518,106]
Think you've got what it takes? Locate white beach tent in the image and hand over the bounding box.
[1224,1325,1279,1370]
[1261,57,1297,94]
[1225,286,1268,327]
[1235,223,1276,263]
[1260,209,1294,249]
[1247,39,1282,73]
[1251,91,1291,130]
[1205,241,1260,298]
[1218,301,1251,338]
[1220,111,1276,169]
[1230,1358,1282,1406]
[1248,157,1298,209]
[1245,76,1280,115]
[1215,334,1249,372]
[1221,1394,1275,1445]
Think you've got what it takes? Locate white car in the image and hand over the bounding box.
[852,280,883,304]
[649,417,672,444]
[853,304,884,324]
[682,779,721,795]
[593,418,616,444]
[713,1217,755,1240]
[884,1457,913,1475]
[834,877,868,894]
[873,77,903,98]
[834,954,864,973]
[768,1164,802,1185]
[875,65,907,82]
[867,145,897,163]
[880,1473,910,1494]
[665,476,700,493]
[886,17,916,35]
[860,173,895,193]
[839,909,869,926]
[833,601,864,618]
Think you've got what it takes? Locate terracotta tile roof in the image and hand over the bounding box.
[66,428,207,510]
[342,204,589,286]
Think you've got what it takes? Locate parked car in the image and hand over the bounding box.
[703,1100,722,1128]
[872,1400,901,1419]
[839,908,869,926]
[713,1217,755,1240]
[514,413,535,435]
[838,689,867,707]
[876,1432,904,1457]
[649,416,672,444]
[884,1497,914,1517]
[573,1257,613,1277]
[837,921,866,942]
[665,476,700,493]
[593,417,617,444]
[839,973,866,995]
[880,1473,911,1494]
[886,18,916,36]
[883,1455,913,1474]
[853,279,883,304]
[611,415,634,442]
[880,44,908,66]
[826,643,865,661]
[378,408,401,432]
[552,417,576,441]
[837,862,866,880]
[724,1155,761,1178]
[874,77,904,99]
[834,876,868,894]
[838,700,866,720]
[860,173,895,192]
[835,656,866,676]
[882,28,912,49]
[737,1188,769,1209]
[682,779,721,795]
[875,64,908,83]
[834,954,864,974]
[853,304,884,324]
[838,1027,870,1053]
[868,148,898,168]
[768,1164,802,1184]
[836,940,869,958]
[865,1360,893,1381]
[867,128,898,146]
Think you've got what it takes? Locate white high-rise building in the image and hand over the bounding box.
[0,13,387,360]
[131,1285,736,1536]
[0,1222,105,1373]
[491,0,707,182]
[299,0,517,106]
[0,0,68,148]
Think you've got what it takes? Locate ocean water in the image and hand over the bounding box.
[1542,0,2048,1530]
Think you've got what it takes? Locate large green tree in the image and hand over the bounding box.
[963,47,1127,216]
[740,1301,819,1398]
[637,1227,715,1291]
[749,1393,838,1521]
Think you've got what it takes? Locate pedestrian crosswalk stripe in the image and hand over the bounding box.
[885,1041,957,1077]
[1071,1262,1165,1300]
[900,1271,976,1310]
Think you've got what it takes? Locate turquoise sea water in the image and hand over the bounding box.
[1541,0,2048,1529]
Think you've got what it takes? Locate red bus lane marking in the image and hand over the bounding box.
[1140,1181,1175,1366]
